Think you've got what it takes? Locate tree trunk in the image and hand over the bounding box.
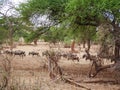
[83,40,86,48]
[87,39,91,51]
[9,23,13,50]
[114,39,120,62]
[9,36,13,50]
[108,22,120,62]
[33,39,38,45]
[71,40,75,52]
[113,26,120,62]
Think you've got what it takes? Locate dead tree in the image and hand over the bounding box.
[97,23,120,63]
[0,54,14,89]
[44,50,63,79]
[83,49,114,78]
[44,50,90,90]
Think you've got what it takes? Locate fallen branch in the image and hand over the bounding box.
[83,79,116,84]
[62,77,91,90]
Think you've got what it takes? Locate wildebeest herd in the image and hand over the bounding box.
[1,50,39,58]
[42,50,80,62]
[0,49,80,62]
[3,50,26,58]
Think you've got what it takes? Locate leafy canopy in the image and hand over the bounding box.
[18,0,120,45]
[65,0,120,26]
[19,0,68,22]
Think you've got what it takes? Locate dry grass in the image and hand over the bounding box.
[0,42,120,90]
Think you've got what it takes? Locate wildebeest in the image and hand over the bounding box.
[42,50,62,61]
[13,50,26,58]
[59,52,79,62]
[61,52,68,58]
[28,51,40,56]
[67,53,79,62]
[4,50,14,55]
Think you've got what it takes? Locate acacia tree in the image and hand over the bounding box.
[19,0,120,61]
[0,1,22,49]
[65,0,120,62]
[18,0,69,46]
[0,13,30,48]
[0,0,34,48]
[18,0,96,52]
[71,26,96,50]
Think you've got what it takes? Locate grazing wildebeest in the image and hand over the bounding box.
[61,52,68,58]
[28,51,39,56]
[14,50,26,58]
[60,51,79,62]
[67,53,79,62]
[4,50,14,55]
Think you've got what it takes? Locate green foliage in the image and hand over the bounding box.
[18,0,69,43]
[25,27,49,43]
[0,28,8,44]
[96,23,114,45]
[18,0,120,46]
[19,0,68,22]
[13,29,29,41]
[0,18,8,44]
[25,30,40,43]
[40,26,65,43]
[65,0,120,26]
[19,0,48,20]
[0,14,34,44]
[65,0,101,25]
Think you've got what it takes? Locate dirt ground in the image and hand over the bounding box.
[0,41,120,90]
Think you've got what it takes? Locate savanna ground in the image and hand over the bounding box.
[0,41,120,90]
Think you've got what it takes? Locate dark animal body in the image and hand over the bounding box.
[29,51,39,56]
[4,50,14,55]
[67,53,79,62]
[14,50,26,57]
